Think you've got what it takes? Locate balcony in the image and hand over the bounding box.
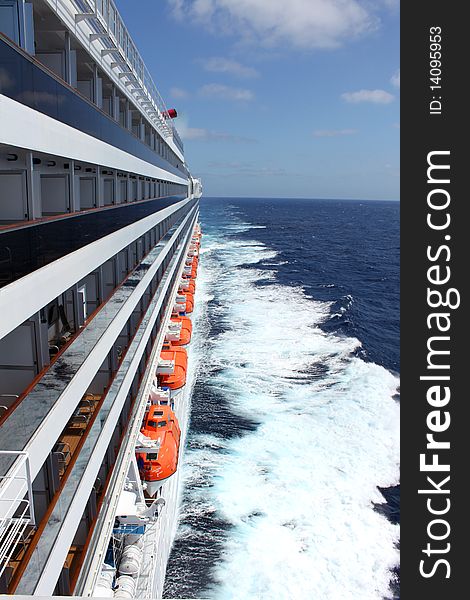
[0,195,188,289]
[0,35,186,178]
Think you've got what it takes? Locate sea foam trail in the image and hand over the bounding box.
[174,222,400,600]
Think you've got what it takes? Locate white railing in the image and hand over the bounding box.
[74,211,198,596]
[0,451,35,579]
[70,0,181,145]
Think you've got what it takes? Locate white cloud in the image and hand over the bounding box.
[168,0,379,50]
[208,161,246,168]
[179,126,208,140]
[178,124,256,143]
[313,128,358,137]
[170,86,189,99]
[235,166,288,177]
[390,68,400,88]
[381,0,400,10]
[341,89,394,104]
[199,83,254,101]
[207,161,288,176]
[200,57,258,78]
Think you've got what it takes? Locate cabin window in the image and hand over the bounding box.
[157,421,167,428]
[147,420,157,428]
[147,453,158,460]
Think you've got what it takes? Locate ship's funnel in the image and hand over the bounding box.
[163,108,178,119]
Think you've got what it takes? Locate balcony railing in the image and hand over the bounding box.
[0,196,188,289]
[0,451,35,581]
[54,0,183,147]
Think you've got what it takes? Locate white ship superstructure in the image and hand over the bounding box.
[0,1,202,595]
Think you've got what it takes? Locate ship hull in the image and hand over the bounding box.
[136,304,200,598]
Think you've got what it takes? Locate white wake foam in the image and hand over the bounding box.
[181,225,400,600]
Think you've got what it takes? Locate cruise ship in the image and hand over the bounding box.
[0,0,201,596]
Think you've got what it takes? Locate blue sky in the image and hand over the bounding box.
[117,1,399,200]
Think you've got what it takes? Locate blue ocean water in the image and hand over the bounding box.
[164,198,400,600]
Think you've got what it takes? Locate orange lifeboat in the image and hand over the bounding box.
[170,315,192,345]
[181,292,194,313]
[182,269,196,280]
[182,265,194,278]
[187,259,198,273]
[138,404,181,495]
[173,291,194,314]
[179,279,196,294]
[158,345,187,389]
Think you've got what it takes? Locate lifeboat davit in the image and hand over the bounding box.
[138,405,181,496]
[158,345,188,389]
[170,315,192,345]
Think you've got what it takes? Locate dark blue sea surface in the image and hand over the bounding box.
[164,198,400,600]
[232,198,399,372]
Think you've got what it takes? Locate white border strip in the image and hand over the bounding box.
[0,95,187,184]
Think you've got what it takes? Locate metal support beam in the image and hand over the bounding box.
[25,152,39,220]
[71,285,83,329]
[17,0,28,51]
[64,31,72,85]
[96,166,103,207]
[31,312,49,373]
[75,14,96,23]
[89,33,109,42]
[101,48,119,57]
[111,86,119,121]
[92,63,101,107]
[96,265,104,305]
[125,100,132,130]
[69,160,79,212]
[126,174,131,203]
[114,171,119,204]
